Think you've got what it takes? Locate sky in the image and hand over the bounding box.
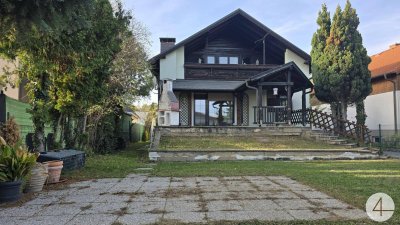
[127,0,400,104]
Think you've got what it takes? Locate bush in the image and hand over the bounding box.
[0,117,20,146]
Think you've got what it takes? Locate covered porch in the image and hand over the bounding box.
[171,62,313,127]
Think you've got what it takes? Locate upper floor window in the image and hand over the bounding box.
[219,56,228,64]
[207,56,215,64]
[229,56,239,64]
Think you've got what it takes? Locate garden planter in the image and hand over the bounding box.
[0,180,22,203]
[25,163,48,193]
[45,160,63,184]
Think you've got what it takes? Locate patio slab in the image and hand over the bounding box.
[0,175,367,224]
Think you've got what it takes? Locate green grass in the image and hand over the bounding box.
[63,142,150,180]
[152,159,400,224]
[158,136,348,150]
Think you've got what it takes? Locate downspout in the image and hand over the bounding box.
[384,74,398,134]
[246,80,260,126]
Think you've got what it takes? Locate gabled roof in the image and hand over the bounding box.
[149,9,310,64]
[369,44,400,78]
[247,62,313,90]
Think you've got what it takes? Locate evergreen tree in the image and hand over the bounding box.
[311,0,371,130]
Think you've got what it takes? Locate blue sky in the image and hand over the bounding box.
[128,0,400,58]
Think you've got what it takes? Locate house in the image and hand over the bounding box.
[366,43,400,138]
[149,9,313,127]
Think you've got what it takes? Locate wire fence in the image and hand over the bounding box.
[373,124,400,151]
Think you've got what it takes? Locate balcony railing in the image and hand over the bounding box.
[185,63,278,80]
[253,106,287,124]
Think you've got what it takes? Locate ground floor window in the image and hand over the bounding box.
[194,93,234,126]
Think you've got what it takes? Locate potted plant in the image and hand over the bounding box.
[0,137,38,202]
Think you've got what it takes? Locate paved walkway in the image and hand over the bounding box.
[1,175,366,225]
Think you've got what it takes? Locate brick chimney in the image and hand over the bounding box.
[160,38,176,53]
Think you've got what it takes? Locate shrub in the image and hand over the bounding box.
[0,117,20,146]
[0,137,38,182]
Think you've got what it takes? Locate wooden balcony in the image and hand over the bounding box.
[184,63,278,80]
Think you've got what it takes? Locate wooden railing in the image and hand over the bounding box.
[292,108,371,143]
[253,106,287,124]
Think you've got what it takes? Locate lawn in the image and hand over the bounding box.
[152,159,400,224]
[63,142,150,180]
[158,136,348,150]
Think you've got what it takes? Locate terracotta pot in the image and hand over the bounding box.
[25,163,48,193]
[47,165,63,184]
[0,180,22,203]
[45,160,63,167]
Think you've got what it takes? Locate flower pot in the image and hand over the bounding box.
[47,165,63,184]
[0,180,22,203]
[25,163,48,193]
[45,160,63,167]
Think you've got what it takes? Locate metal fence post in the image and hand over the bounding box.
[379,124,383,155]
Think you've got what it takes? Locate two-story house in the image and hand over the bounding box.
[150,9,313,127]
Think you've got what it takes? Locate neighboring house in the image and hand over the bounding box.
[367,43,400,138]
[149,9,313,127]
[0,58,28,102]
[313,43,400,140]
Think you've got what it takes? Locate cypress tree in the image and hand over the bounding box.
[311,0,371,130]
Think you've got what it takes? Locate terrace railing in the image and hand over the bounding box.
[252,106,371,143]
[292,108,371,143]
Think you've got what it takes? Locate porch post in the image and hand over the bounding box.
[257,85,263,125]
[286,70,292,124]
[302,88,306,126]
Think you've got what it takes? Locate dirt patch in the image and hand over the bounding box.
[112,191,145,198]
[162,188,201,198]
[77,185,91,190]
[80,204,93,211]
[111,221,124,225]
[113,206,128,216]
[0,192,38,208]
[147,208,167,214]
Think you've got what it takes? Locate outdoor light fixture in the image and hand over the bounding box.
[273,87,278,95]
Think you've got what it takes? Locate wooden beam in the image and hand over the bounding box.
[258,82,294,86]
[287,70,292,125]
[257,85,263,125]
[302,89,306,126]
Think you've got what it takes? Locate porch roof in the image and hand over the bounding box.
[246,61,313,92]
[173,80,244,91]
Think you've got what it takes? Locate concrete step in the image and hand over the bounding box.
[316,135,339,140]
[341,143,358,149]
[327,139,348,145]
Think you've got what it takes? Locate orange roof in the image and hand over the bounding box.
[369,44,400,77]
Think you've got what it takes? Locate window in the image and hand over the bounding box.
[219,56,228,64]
[207,56,215,64]
[229,57,239,64]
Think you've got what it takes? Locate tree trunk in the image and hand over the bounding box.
[34,126,45,152]
[356,101,366,142]
[330,103,338,133]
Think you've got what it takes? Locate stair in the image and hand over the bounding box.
[309,130,358,148]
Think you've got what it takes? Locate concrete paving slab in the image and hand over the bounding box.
[12,215,74,225]
[288,209,333,220]
[0,175,367,224]
[66,214,118,225]
[117,213,162,225]
[163,211,206,223]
